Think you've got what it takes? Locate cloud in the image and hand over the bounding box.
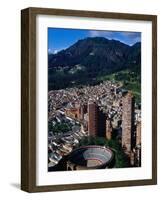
[48,49,59,54]
[89,30,114,38]
[121,32,141,43]
[88,30,141,46]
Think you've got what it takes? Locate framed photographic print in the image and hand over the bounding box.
[21,7,157,192]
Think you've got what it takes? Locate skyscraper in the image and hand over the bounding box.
[122,92,135,154]
[88,101,99,136]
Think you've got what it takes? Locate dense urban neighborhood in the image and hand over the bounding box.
[48,80,141,171]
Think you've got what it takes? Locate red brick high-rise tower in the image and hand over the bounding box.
[122,92,135,154]
[88,101,99,136]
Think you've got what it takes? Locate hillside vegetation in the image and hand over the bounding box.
[48,37,141,103]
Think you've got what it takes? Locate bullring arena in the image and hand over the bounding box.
[67,145,114,170]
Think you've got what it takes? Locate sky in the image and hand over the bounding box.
[48,28,141,54]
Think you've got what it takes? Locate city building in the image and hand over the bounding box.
[80,104,87,121]
[134,145,141,167]
[134,121,141,167]
[65,107,80,119]
[88,101,99,136]
[106,119,113,140]
[88,100,106,137]
[98,111,106,137]
[122,92,135,154]
[130,150,135,166]
[136,121,141,146]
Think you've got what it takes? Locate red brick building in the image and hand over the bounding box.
[122,92,135,154]
[88,101,99,136]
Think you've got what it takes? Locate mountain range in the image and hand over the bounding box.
[48,37,141,90]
